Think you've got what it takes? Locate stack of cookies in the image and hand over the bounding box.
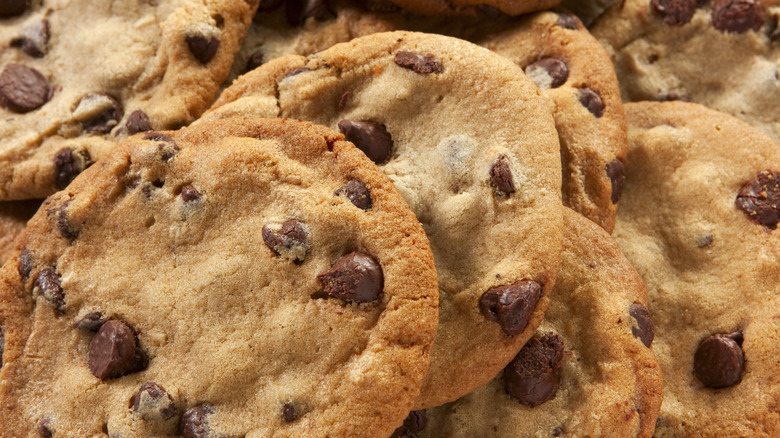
[0,0,777,437]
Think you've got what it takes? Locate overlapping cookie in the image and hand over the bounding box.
[202,31,564,408]
[0,117,439,437]
[0,200,40,266]
[0,0,259,200]
[614,101,780,437]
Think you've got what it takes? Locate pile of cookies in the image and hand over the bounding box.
[0,0,778,436]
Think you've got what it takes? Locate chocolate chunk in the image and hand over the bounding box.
[490,155,515,196]
[73,311,105,332]
[0,64,50,113]
[338,91,350,110]
[0,0,28,16]
[556,12,581,29]
[651,0,698,26]
[390,410,427,437]
[479,280,542,336]
[552,426,563,436]
[606,158,625,204]
[126,110,152,135]
[694,330,745,388]
[19,248,33,281]
[316,252,383,303]
[525,58,569,89]
[334,180,372,210]
[712,0,765,33]
[54,200,78,241]
[578,88,604,118]
[629,303,655,347]
[37,419,52,437]
[186,34,220,63]
[282,402,298,422]
[181,184,201,203]
[88,320,148,380]
[246,49,264,72]
[73,93,123,134]
[181,405,213,438]
[54,147,91,190]
[0,326,4,369]
[735,170,780,229]
[262,219,309,262]
[504,332,565,406]
[134,382,176,421]
[394,51,443,74]
[10,19,50,58]
[34,268,65,313]
[337,120,394,163]
[144,132,179,161]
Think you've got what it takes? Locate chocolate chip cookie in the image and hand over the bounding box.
[203,31,564,409]
[0,0,258,200]
[592,0,780,143]
[364,0,562,16]
[614,101,780,437]
[0,117,439,437]
[414,208,662,438]
[0,199,40,265]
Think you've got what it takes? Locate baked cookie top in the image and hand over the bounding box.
[0,0,258,200]
[0,199,40,267]
[203,30,564,409]
[592,0,780,143]
[614,101,780,437]
[413,208,662,438]
[0,117,439,437]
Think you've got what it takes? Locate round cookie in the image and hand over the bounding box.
[0,117,439,437]
[407,208,662,438]
[614,101,780,437]
[0,0,259,200]
[592,0,780,143]
[0,200,40,266]
[203,31,564,409]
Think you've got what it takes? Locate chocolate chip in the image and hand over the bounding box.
[73,312,105,332]
[658,91,689,102]
[246,49,264,72]
[504,332,565,406]
[34,268,65,313]
[19,248,33,281]
[10,19,50,58]
[134,382,176,421]
[552,426,563,436]
[186,34,220,63]
[181,184,201,203]
[479,280,542,336]
[525,58,569,89]
[629,303,655,347]
[73,93,123,134]
[54,147,91,190]
[88,320,148,380]
[37,419,52,437]
[316,252,383,303]
[53,200,78,241]
[0,64,50,113]
[0,0,28,16]
[556,12,581,29]
[390,410,427,437]
[0,326,4,369]
[651,0,698,25]
[735,170,780,229]
[338,91,350,110]
[490,155,515,196]
[282,402,298,422]
[606,158,625,204]
[712,0,765,33]
[337,120,394,164]
[694,330,745,388]
[334,180,373,210]
[126,109,152,135]
[262,219,309,262]
[578,88,604,118]
[181,405,213,438]
[769,14,780,41]
[286,67,311,77]
[394,51,443,74]
[144,132,179,161]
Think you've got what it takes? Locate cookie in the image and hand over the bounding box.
[407,208,662,438]
[592,0,780,143]
[363,0,561,16]
[203,31,564,409]
[0,0,259,200]
[238,7,626,231]
[613,101,780,437]
[0,200,40,265]
[0,117,439,437]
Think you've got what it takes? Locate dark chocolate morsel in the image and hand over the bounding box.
[73,312,105,332]
[525,58,569,89]
[262,219,309,262]
[394,51,443,74]
[490,155,515,196]
[19,248,33,280]
[10,19,50,58]
[629,303,655,347]
[504,332,565,406]
[126,109,152,135]
[651,0,698,25]
[133,382,176,421]
[337,120,394,164]
[334,180,373,210]
[0,326,4,369]
[479,280,542,336]
[181,184,201,203]
[54,147,91,190]
[186,34,220,63]
[282,402,298,423]
[88,320,148,380]
[53,200,79,241]
[181,405,213,438]
[390,410,427,437]
[694,330,745,388]
[578,88,604,118]
[34,268,65,313]
[556,12,581,29]
[144,132,180,161]
[735,170,780,229]
[712,0,765,33]
[37,419,52,437]
[0,0,28,17]
[316,252,383,303]
[0,63,50,113]
[246,49,264,72]
[606,158,625,204]
[74,93,123,134]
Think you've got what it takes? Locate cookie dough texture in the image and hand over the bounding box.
[0,117,439,437]
[592,0,780,143]
[0,0,259,200]
[204,31,564,409]
[614,102,780,437]
[0,200,40,266]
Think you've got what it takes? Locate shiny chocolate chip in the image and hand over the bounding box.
[334,180,372,210]
[316,252,383,303]
[504,332,565,406]
[390,410,427,437]
[282,402,298,423]
[73,93,123,134]
[490,155,515,196]
[144,132,179,161]
[525,58,569,89]
[556,12,581,29]
[37,419,52,437]
[338,120,393,164]
[578,88,604,117]
[181,185,201,203]
[34,268,65,313]
[0,0,28,17]
[606,158,625,204]
[10,19,50,58]
[134,382,176,421]
[712,0,765,33]
[186,34,220,63]
[0,326,4,369]
[88,320,148,380]
[629,303,655,347]
[479,280,542,336]
[19,248,33,281]
[54,147,91,190]
[126,109,152,135]
[181,405,213,438]
[246,49,264,72]
[262,219,310,262]
[73,311,105,332]
[394,51,443,74]
[53,200,78,241]
[735,170,780,229]
[694,330,744,388]
[651,0,698,25]
[0,63,50,113]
